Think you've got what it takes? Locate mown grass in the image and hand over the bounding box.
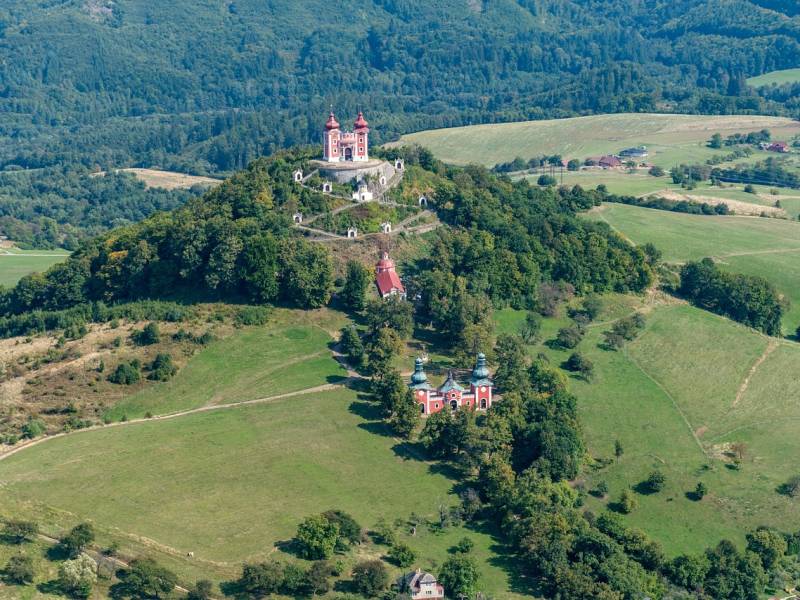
[587,203,800,332]
[398,113,800,167]
[0,249,70,288]
[0,386,523,598]
[104,308,349,421]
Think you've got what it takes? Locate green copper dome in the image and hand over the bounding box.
[470,353,492,386]
[410,357,433,390]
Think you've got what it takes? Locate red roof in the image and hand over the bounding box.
[325,111,340,130]
[354,111,369,130]
[376,270,404,296]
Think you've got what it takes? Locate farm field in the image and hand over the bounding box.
[104,308,349,421]
[0,387,522,597]
[0,248,70,288]
[496,296,800,555]
[586,203,800,333]
[747,68,800,88]
[397,113,800,168]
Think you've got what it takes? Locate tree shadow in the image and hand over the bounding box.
[36,580,64,596]
[219,579,247,598]
[606,501,626,514]
[45,544,70,562]
[685,491,703,502]
[391,440,429,462]
[348,400,383,421]
[465,521,541,598]
[633,481,658,496]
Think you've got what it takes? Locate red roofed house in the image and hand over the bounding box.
[375,252,406,299]
[599,155,622,168]
[401,569,445,600]
[767,141,790,153]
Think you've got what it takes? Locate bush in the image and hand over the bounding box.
[564,352,594,381]
[148,353,177,382]
[4,554,35,584]
[454,537,475,554]
[234,306,270,326]
[554,325,584,349]
[351,560,389,597]
[644,470,666,493]
[187,579,214,600]
[388,543,417,567]
[649,165,665,177]
[117,558,177,599]
[108,361,141,385]
[537,174,557,186]
[60,523,95,558]
[2,520,38,544]
[20,418,46,439]
[58,555,97,598]
[131,322,160,346]
[619,490,638,514]
[694,482,707,500]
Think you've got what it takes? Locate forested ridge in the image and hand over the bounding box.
[2,0,800,176]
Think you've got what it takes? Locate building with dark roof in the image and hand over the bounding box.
[401,569,445,599]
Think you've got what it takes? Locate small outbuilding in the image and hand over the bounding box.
[293,212,303,224]
[293,169,303,183]
[347,227,358,239]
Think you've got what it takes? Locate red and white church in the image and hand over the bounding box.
[323,111,370,163]
[409,354,494,415]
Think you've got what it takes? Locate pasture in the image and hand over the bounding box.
[747,68,800,88]
[497,296,800,555]
[104,308,349,421]
[118,168,222,190]
[587,203,800,333]
[0,387,520,597]
[0,248,70,288]
[398,113,800,168]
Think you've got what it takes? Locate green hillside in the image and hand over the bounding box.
[748,68,800,87]
[0,248,70,287]
[398,113,800,167]
[587,203,800,332]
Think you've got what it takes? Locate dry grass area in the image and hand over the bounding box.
[0,318,234,443]
[114,168,222,190]
[647,190,787,217]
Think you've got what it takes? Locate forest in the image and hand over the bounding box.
[2,0,800,178]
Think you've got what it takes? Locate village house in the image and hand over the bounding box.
[619,146,648,158]
[767,141,790,153]
[401,569,445,600]
[375,252,406,299]
[322,111,370,162]
[598,155,623,168]
[410,353,494,415]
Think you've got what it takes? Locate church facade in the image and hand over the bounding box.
[409,354,494,415]
[323,111,369,162]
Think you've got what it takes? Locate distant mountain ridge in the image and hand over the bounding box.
[1,0,799,173]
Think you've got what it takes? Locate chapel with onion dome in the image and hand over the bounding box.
[409,354,494,416]
[322,110,370,163]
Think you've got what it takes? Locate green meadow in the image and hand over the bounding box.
[0,248,70,288]
[398,113,800,168]
[747,68,800,88]
[587,203,800,333]
[496,296,800,556]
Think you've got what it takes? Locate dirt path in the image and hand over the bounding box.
[732,339,778,408]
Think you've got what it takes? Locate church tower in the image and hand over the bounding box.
[323,111,341,162]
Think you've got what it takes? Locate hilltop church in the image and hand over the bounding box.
[322,111,370,162]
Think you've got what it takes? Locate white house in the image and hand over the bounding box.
[353,182,374,203]
[401,570,444,600]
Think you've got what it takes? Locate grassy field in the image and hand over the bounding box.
[747,68,800,88]
[397,113,800,168]
[496,296,800,556]
[0,248,70,288]
[104,308,349,421]
[118,168,222,190]
[587,203,800,333]
[0,387,521,597]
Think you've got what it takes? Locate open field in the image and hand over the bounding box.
[104,308,349,421]
[397,113,800,167]
[0,388,522,597]
[110,168,222,190]
[0,248,70,288]
[586,203,800,333]
[497,295,800,555]
[747,68,800,88]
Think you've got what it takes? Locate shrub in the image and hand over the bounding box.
[58,555,97,598]
[187,579,214,600]
[554,325,583,349]
[537,174,557,186]
[454,537,475,554]
[388,543,417,567]
[234,306,270,327]
[644,470,666,493]
[148,353,177,382]
[649,165,665,177]
[118,558,177,599]
[20,418,46,439]
[60,523,95,558]
[131,322,160,346]
[564,352,594,381]
[108,361,141,385]
[694,482,707,500]
[4,554,35,584]
[2,520,38,544]
[351,560,389,597]
[619,490,638,514]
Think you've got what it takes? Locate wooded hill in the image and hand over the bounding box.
[2,0,800,175]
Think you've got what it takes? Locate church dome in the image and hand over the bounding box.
[410,357,432,390]
[325,111,340,130]
[471,352,492,386]
[354,111,369,130]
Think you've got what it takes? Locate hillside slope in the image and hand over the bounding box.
[2,0,800,173]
